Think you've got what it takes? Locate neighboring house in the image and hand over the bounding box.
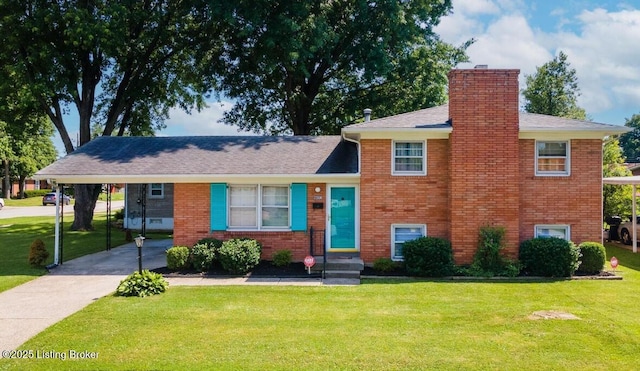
[34,67,628,265]
[625,163,640,176]
[124,183,174,231]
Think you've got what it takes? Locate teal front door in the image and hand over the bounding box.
[328,186,358,251]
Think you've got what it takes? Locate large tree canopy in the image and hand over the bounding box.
[603,138,632,218]
[0,0,224,229]
[619,113,640,163]
[219,0,470,135]
[522,51,587,120]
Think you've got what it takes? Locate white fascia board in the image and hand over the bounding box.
[342,127,451,140]
[519,128,630,140]
[33,173,360,185]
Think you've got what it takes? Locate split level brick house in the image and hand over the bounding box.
[35,67,628,265]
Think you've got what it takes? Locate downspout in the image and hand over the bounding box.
[342,134,361,175]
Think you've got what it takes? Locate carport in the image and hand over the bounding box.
[603,176,640,253]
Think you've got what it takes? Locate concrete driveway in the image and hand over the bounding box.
[0,238,171,351]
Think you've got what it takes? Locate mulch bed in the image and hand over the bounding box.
[152,262,619,280]
[152,260,321,278]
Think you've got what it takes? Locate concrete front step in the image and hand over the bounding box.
[324,270,361,279]
[311,257,364,272]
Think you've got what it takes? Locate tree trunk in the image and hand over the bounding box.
[71,184,102,231]
[18,175,26,198]
[2,161,10,199]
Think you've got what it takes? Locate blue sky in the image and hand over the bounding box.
[55,0,640,152]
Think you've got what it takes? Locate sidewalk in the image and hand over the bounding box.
[0,239,324,351]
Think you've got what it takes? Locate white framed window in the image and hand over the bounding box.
[229,185,289,230]
[393,141,426,175]
[536,141,570,176]
[391,224,426,261]
[535,225,570,240]
[149,183,164,198]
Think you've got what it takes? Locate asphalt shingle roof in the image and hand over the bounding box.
[345,104,627,133]
[37,136,357,179]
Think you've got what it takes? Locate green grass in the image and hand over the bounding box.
[2,243,640,370]
[0,214,170,293]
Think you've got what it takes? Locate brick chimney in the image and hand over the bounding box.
[448,68,520,264]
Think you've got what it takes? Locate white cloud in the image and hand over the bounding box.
[162,100,255,136]
[554,8,640,113]
[439,1,640,123]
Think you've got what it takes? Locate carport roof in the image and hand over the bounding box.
[35,135,358,184]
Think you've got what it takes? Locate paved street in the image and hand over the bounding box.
[0,200,124,219]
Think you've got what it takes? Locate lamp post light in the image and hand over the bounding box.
[134,235,145,273]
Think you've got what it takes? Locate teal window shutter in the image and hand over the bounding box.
[210,183,227,231]
[290,183,307,231]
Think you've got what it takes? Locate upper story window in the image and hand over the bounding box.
[536,141,570,176]
[393,141,426,175]
[149,183,164,198]
[229,185,289,229]
[535,225,570,240]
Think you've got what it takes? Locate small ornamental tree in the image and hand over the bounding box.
[28,239,49,266]
[469,226,520,277]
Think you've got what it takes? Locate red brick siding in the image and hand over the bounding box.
[519,139,603,244]
[173,183,326,262]
[448,69,521,264]
[359,139,450,262]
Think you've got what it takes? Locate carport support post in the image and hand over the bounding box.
[53,183,60,265]
[634,184,637,253]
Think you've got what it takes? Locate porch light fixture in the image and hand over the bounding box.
[134,235,145,273]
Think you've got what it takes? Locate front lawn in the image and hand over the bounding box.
[2,244,640,370]
[0,214,170,293]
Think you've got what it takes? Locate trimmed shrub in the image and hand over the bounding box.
[519,237,580,277]
[196,238,223,250]
[115,270,168,297]
[469,226,520,277]
[373,257,397,273]
[28,239,49,266]
[577,242,606,275]
[24,189,52,198]
[218,238,262,275]
[190,243,217,272]
[113,207,125,220]
[272,249,292,267]
[166,246,190,271]
[403,237,454,277]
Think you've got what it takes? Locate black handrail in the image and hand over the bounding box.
[309,227,326,279]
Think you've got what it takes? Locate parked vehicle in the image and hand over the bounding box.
[618,217,640,245]
[42,192,71,206]
[0,197,4,210]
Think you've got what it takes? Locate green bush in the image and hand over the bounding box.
[373,257,397,273]
[24,189,52,198]
[113,207,125,220]
[196,238,223,250]
[272,249,292,267]
[190,243,217,272]
[28,239,49,266]
[577,242,606,275]
[218,238,262,275]
[166,246,190,271]
[115,270,168,297]
[403,237,454,277]
[519,237,580,277]
[469,226,520,277]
